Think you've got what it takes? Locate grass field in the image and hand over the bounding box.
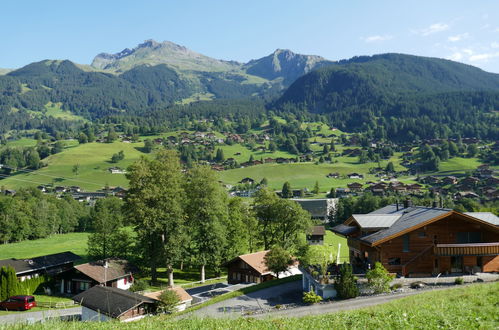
[0,140,149,190]
[0,232,90,262]
[6,281,498,329]
[308,231,349,263]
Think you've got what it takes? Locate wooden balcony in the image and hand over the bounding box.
[434,243,499,256]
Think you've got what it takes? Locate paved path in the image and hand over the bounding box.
[0,306,81,325]
[186,282,254,304]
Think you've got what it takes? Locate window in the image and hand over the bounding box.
[403,234,410,252]
[418,231,426,238]
[457,232,482,244]
[388,258,401,265]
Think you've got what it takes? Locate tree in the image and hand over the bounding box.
[264,246,293,279]
[467,144,478,158]
[125,150,186,285]
[184,165,228,282]
[111,150,125,163]
[158,289,180,313]
[260,177,268,186]
[143,139,154,153]
[78,132,88,144]
[312,181,320,195]
[253,188,311,250]
[385,161,395,173]
[366,262,392,294]
[224,198,256,260]
[87,197,131,260]
[281,182,293,199]
[215,148,225,162]
[334,263,359,299]
[106,127,118,143]
[72,164,80,176]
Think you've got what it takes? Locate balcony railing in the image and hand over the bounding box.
[434,242,499,256]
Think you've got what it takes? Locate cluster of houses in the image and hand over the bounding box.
[419,164,498,201]
[35,184,127,204]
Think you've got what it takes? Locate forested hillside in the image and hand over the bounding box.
[277,53,499,141]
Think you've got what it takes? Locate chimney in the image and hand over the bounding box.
[403,198,412,209]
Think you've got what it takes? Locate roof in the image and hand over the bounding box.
[0,251,81,275]
[361,207,452,245]
[292,199,331,217]
[350,214,401,229]
[308,225,326,236]
[331,224,358,236]
[464,212,499,226]
[230,250,271,275]
[72,286,156,319]
[74,259,136,283]
[143,287,192,303]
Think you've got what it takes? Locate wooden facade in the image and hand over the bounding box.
[348,212,499,276]
[227,258,274,284]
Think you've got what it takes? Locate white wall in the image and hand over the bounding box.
[116,277,132,290]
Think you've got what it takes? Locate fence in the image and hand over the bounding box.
[36,301,77,309]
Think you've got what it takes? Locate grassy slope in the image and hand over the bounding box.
[0,140,148,190]
[0,232,90,262]
[7,282,498,329]
[308,231,349,263]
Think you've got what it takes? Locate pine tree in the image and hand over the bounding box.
[312,181,320,194]
[281,182,292,198]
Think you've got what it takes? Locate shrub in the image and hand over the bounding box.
[158,289,180,314]
[303,291,323,304]
[129,279,148,292]
[391,283,402,290]
[334,263,359,299]
[366,262,393,294]
[455,277,464,285]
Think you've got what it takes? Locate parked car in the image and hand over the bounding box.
[0,295,37,311]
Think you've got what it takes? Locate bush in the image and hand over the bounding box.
[303,291,323,304]
[334,263,359,299]
[455,277,464,285]
[366,262,393,294]
[159,289,180,313]
[129,279,148,292]
[391,283,402,290]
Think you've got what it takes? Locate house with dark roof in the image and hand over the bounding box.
[73,286,157,322]
[225,251,300,284]
[291,198,337,222]
[307,226,326,245]
[0,252,81,281]
[58,259,136,294]
[332,200,499,277]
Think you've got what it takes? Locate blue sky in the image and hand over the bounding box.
[1,0,499,72]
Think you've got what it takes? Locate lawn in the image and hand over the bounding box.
[7,281,498,329]
[0,140,149,190]
[308,231,349,264]
[0,232,90,263]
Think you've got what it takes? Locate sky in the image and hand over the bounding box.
[1,0,499,72]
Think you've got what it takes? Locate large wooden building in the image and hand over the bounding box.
[332,201,499,277]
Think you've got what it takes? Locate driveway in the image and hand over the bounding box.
[0,306,81,325]
[190,280,302,318]
[186,282,254,304]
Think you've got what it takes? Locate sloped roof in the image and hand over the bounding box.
[75,259,136,283]
[309,225,326,236]
[464,212,499,226]
[361,207,452,245]
[143,286,192,303]
[72,286,155,318]
[235,250,271,275]
[331,224,358,236]
[351,214,401,228]
[0,251,81,275]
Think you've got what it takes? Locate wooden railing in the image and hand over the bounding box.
[434,242,499,256]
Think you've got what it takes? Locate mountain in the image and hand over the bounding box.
[244,49,334,85]
[92,39,240,73]
[276,53,499,140]
[0,68,12,75]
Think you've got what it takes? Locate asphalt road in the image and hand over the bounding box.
[186,282,254,304]
[0,306,81,325]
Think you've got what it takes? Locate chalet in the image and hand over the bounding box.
[58,259,136,294]
[307,226,326,245]
[55,186,66,193]
[477,169,495,178]
[0,252,81,281]
[264,157,275,163]
[335,187,352,198]
[442,176,458,185]
[460,177,480,186]
[485,177,499,186]
[420,176,441,185]
[406,184,423,193]
[291,198,335,221]
[143,287,193,312]
[4,189,16,196]
[211,164,224,171]
[454,191,480,200]
[226,251,300,284]
[347,182,363,192]
[347,173,364,179]
[73,286,157,322]
[332,201,499,277]
[326,172,340,179]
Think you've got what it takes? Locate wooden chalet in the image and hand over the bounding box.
[307,226,326,245]
[225,251,300,284]
[73,286,157,322]
[332,200,499,277]
[0,252,81,281]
